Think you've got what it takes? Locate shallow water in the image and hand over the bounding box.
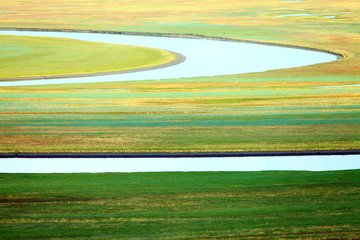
[314,84,360,88]
[275,13,315,17]
[275,12,344,18]
[0,155,359,173]
[0,30,338,86]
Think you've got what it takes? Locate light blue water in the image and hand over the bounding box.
[275,13,315,17]
[275,12,343,18]
[314,84,360,88]
[0,30,338,86]
[0,155,359,173]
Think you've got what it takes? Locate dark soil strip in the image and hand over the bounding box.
[0,150,359,158]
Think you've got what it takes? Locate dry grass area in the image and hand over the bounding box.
[0,0,359,152]
[0,2,359,239]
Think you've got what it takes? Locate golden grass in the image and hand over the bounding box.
[0,0,359,152]
[1,124,358,153]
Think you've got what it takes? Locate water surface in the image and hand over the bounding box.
[314,84,360,88]
[275,13,316,17]
[1,155,359,173]
[0,30,338,86]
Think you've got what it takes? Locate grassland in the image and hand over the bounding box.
[1,76,359,152]
[0,1,359,238]
[0,170,359,239]
[0,0,359,153]
[0,35,178,79]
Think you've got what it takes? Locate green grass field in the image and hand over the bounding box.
[0,170,359,239]
[0,1,359,238]
[0,35,177,79]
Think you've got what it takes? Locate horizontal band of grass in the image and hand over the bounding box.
[0,170,359,239]
[0,35,178,79]
[0,76,358,153]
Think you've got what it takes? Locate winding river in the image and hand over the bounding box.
[0,30,338,86]
[0,30,357,172]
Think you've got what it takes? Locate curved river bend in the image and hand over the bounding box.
[0,30,356,172]
[0,30,338,86]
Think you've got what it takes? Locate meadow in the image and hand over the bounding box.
[0,76,359,153]
[0,0,360,238]
[0,35,178,80]
[0,170,359,239]
[0,0,359,153]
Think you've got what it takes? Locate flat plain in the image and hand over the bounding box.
[0,170,359,239]
[0,0,359,153]
[0,0,359,239]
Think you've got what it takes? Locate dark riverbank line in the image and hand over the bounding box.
[0,27,344,60]
[1,150,359,158]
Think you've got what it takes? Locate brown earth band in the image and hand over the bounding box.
[0,150,359,158]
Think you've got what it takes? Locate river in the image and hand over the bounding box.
[0,30,356,172]
[0,30,338,86]
[0,155,359,173]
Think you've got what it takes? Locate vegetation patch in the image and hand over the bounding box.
[0,170,359,239]
[0,0,359,152]
[0,35,178,79]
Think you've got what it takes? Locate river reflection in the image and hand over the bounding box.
[1,155,359,173]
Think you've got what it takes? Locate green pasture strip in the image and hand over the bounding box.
[1,112,359,127]
[0,170,359,239]
[0,35,177,79]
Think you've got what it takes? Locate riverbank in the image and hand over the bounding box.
[0,29,338,87]
[0,51,185,82]
[1,150,359,158]
[0,27,344,60]
[0,30,185,82]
